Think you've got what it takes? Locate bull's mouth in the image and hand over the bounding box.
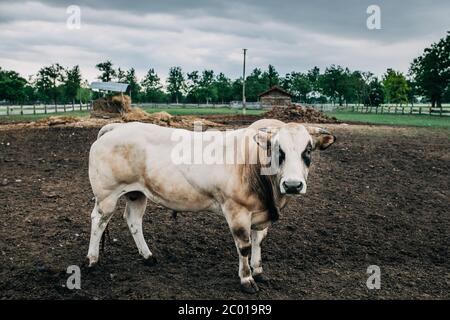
[284,189,302,195]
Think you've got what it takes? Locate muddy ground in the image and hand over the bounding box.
[0,122,449,299]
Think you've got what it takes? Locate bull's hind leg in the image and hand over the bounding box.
[87,195,118,266]
[251,228,268,282]
[124,192,156,265]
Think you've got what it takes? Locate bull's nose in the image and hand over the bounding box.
[282,180,303,194]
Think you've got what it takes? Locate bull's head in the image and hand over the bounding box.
[254,124,336,195]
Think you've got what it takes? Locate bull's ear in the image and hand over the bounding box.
[307,127,336,151]
[253,128,278,150]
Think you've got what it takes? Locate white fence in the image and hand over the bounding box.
[0,103,91,116]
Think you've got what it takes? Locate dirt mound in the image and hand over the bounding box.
[91,95,132,118]
[263,104,339,123]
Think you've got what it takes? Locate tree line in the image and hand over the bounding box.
[1,32,449,107]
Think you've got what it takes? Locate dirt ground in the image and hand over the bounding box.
[0,121,449,299]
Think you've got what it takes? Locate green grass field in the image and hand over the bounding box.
[142,107,263,116]
[326,111,450,128]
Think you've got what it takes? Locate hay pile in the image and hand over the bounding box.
[121,107,220,128]
[263,104,339,123]
[35,116,82,126]
[91,95,132,118]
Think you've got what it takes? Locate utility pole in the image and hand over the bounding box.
[242,48,247,115]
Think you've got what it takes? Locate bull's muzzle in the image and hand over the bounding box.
[282,180,304,194]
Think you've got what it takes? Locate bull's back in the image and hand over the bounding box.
[89,122,219,212]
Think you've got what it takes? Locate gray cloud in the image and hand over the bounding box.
[0,0,448,82]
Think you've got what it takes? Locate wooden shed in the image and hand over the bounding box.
[258,85,292,107]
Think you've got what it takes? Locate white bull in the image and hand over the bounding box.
[87,119,336,293]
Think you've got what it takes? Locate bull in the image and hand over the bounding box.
[87,119,336,293]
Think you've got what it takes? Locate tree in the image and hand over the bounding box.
[287,72,312,102]
[307,66,321,92]
[167,66,185,104]
[35,63,65,105]
[116,68,127,82]
[141,68,164,102]
[96,60,116,82]
[410,32,450,108]
[215,73,232,104]
[245,68,268,102]
[267,64,280,87]
[198,70,217,104]
[64,65,82,106]
[382,69,409,105]
[319,65,350,106]
[365,78,384,106]
[125,68,140,102]
[0,67,28,103]
[185,70,200,103]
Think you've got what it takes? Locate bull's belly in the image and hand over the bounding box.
[145,189,220,213]
[139,174,220,213]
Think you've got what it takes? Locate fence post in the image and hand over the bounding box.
[419,106,422,115]
[20,105,23,115]
[402,106,404,115]
[6,105,9,116]
[440,106,443,117]
[45,104,47,114]
[33,104,36,115]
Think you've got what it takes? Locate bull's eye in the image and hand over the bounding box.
[278,148,285,165]
[302,145,312,167]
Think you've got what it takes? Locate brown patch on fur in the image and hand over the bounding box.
[233,226,249,241]
[240,151,282,223]
[239,245,251,257]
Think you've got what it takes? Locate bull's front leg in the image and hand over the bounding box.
[251,228,269,282]
[222,201,259,294]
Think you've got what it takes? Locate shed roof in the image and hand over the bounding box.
[90,82,129,93]
[258,85,293,97]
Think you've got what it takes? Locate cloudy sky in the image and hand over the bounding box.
[0,0,449,83]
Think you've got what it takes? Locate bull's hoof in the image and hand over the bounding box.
[240,279,259,294]
[143,256,157,266]
[253,273,269,283]
[87,256,98,268]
